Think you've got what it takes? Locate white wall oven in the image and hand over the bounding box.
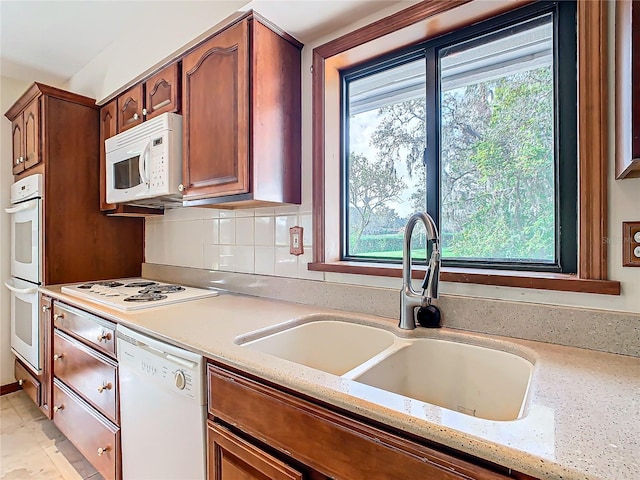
[4,174,43,373]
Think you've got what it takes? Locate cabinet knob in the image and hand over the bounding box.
[17,379,23,386]
[97,447,109,456]
[15,158,19,165]
[53,353,63,361]
[42,305,50,313]
[97,331,112,343]
[53,404,64,413]
[19,156,24,163]
[53,313,64,321]
[97,382,112,393]
[178,184,185,192]
[142,108,148,116]
[133,113,139,120]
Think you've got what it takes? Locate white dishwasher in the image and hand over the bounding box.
[117,325,206,480]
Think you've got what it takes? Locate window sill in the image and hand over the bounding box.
[307,262,621,295]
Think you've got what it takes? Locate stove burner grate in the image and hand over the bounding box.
[124,281,159,288]
[77,281,125,289]
[139,285,185,294]
[123,293,168,302]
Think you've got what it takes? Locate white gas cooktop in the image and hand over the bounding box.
[61,278,218,311]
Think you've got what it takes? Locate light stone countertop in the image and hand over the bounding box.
[41,285,640,480]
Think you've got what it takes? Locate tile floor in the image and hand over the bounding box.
[0,391,102,479]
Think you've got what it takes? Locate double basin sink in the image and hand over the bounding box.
[237,318,534,421]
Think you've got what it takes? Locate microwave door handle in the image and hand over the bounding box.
[139,141,151,187]
[4,280,38,295]
[5,199,38,214]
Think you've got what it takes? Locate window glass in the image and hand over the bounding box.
[345,57,427,260]
[439,15,555,263]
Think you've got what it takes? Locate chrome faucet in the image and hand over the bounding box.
[399,212,441,330]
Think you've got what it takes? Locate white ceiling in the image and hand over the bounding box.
[0,0,401,86]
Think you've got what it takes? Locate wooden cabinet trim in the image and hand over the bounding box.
[208,364,513,480]
[4,82,97,120]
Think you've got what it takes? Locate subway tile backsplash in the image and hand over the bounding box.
[145,206,316,279]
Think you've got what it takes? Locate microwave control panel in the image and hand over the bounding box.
[149,140,167,190]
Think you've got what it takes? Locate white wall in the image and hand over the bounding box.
[65,1,247,102]
[142,2,640,314]
[0,76,32,385]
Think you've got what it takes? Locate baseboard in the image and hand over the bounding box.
[0,382,21,396]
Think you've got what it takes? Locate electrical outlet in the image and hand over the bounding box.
[289,226,304,256]
[622,222,640,267]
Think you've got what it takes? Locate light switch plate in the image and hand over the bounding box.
[622,222,640,267]
[289,226,304,256]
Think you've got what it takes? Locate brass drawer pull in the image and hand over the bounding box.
[97,383,112,393]
[97,331,112,343]
[53,353,63,361]
[53,313,64,321]
[97,446,109,456]
[42,305,50,313]
[53,404,64,413]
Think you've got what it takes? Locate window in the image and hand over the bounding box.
[341,1,577,273]
[312,0,618,294]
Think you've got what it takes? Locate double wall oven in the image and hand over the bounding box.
[4,174,42,373]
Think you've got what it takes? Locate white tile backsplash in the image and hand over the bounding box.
[146,207,315,280]
[275,215,298,246]
[233,245,255,273]
[235,217,255,246]
[219,218,236,245]
[254,216,275,246]
[275,246,299,277]
[255,246,275,275]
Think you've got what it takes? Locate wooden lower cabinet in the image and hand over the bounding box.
[208,422,304,480]
[207,363,533,480]
[53,379,119,480]
[14,359,40,407]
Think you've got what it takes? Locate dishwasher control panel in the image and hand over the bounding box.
[116,325,204,403]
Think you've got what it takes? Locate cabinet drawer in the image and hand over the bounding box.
[53,379,119,480]
[208,365,511,480]
[53,302,116,357]
[14,359,40,407]
[53,330,118,423]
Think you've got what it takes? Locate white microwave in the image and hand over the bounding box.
[105,112,182,205]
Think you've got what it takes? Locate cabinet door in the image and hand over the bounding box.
[23,99,40,170]
[100,101,118,212]
[208,422,303,480]
[117,84,144,132]
[182,20,249,199]
[11,115,24,174]
[145,63,180,120]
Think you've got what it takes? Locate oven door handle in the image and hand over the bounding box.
[4,280,38,295]
[5,199,38,214]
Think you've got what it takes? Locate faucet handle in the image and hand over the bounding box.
[416,304,441,328]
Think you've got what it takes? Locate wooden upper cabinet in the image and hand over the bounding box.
[616,0,640,178]
[99,101,117,212]
[9,96,40,175]
[117,84,143,132]
[182,19,250,199]
[11,116,24,174]
[181,14,302,207]
[145,63,180,120]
